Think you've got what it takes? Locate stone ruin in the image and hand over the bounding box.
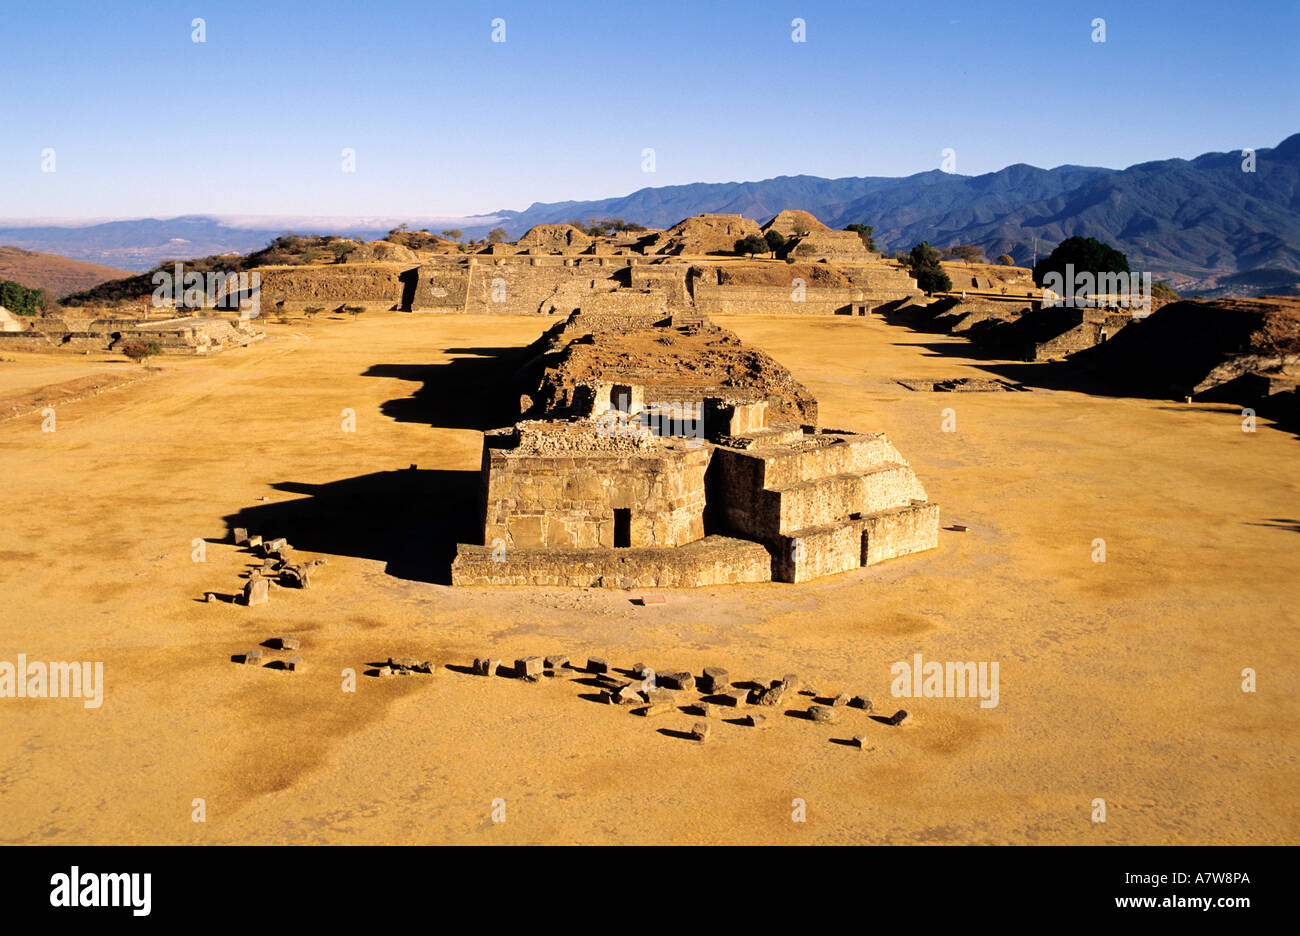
[0,309,264,355]
[255,209,925,317]
[451,308,939,587]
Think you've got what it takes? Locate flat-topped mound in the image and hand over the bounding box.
[516,224,593,251]
[522,312,818,426]
[762,209,831,236]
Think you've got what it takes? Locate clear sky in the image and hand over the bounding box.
[1,0,1296,220]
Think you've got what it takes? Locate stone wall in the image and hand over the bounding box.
[479,425,711,550]
[451,534,772,587]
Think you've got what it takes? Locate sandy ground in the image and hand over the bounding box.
[0,311,1296,845]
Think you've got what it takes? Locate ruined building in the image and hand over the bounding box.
[451,308,939,587]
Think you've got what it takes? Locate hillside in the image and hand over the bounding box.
[0,246,134,298]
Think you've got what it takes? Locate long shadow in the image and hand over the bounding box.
[364,345,530,430]
[222,468,480,585]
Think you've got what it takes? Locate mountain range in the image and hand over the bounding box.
[1,134,1296,295]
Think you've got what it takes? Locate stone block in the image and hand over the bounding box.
[850,695,873,711]
[587,656,608,674]
[544,655,569,670]
[690,721,711,742]
[700,666,729,693]
[516,656,544,680]
[233,527,249,545]
[248,534,263,549]
[243,649,262,666]
[284,655,303,672]
[755,684,785,707]
[744,713,769,729]
[808,704,834,723]
[279,635,301,651]
[886,709,910,726]
[243,577,269,607]
[832,692,850,707]
[659,672,695,691]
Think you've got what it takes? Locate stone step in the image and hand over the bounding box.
[748,432,899,488]
[771,501,940,583]
[763,462,922,534]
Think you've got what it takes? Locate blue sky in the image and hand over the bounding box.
[1,0,1296,220]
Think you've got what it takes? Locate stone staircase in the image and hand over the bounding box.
[710,430,939,582]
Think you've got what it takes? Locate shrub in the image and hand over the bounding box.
[121,339,161,365]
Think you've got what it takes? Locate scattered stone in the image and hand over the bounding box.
[613,684,644,706]
[659,671,695,691]
[721,690,747,708]
[639,594,666,606]
[545,654,569,671]
[284,655,303,672]
[947,524,970,533]
[587,656,608,674]
[852,735,873,750]
[700,666,729,693]
[744,713,769,729]
[243,649,263,666]
[233,527,249,545]
[472,658,499,677]
[486,658,502,677]
[642,702,676,718]
[781,673,801,692]
[808,704,834,723]
[243,577,269,607]
[690,721,711,742]
[281,560,322,589]
[248,534,263,549]
[265,537,288,554]
[644,689,676,708]
[516,656,544,681]
[279,635,301,651]
[886,709,911,726]
[697,702,716,718]
[205,592,216,603]
[755,683,785,707]
[850,695,873,711]
[832,692,850,707]
[377,665,394,678]
[631,662,650,677]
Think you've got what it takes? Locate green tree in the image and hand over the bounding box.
[947,244,985,264]
[905,242,952,295]
[0,279,48,316]
[487,227,508,244]
[996,253,1015,266]
[440,229,463,241]
[844,223,876,252]
[735,234,768,257]
[763,230,787,255]
[1032,236,1130,289]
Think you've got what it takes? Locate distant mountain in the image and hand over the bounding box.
[0,246,134,296]
[487,135,1299,293]
[2,134,1296,294]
